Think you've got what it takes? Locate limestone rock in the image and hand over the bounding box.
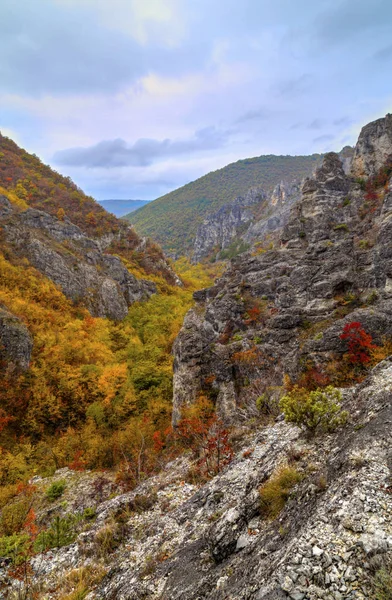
[0,305,32,370]
[0,199,157,320]
[351,113,392,177]
[173,115,392,423]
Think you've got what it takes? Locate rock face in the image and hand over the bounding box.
[243,181,302,245]
[351,113,392,177]
[192,182,302,264]
[173,115,392,424]
[192,188,265,263]
[0,195,156,320]
[3,358,391,599]
[0,305,32,370]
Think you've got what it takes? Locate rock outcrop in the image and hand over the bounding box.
[192,182,302,264]
[191,149,353,265]
[173,115,392,424]
[192,188,265,263]
[0,195,157,321]
[0,305,32,370]
[351,113,392,177]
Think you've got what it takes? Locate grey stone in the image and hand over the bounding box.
[0,305,32,370]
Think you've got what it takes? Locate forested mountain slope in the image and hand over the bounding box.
[0,134,219,491]
[0,134,177,285]
[126,154,322,257]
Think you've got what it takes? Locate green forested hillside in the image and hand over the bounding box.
[0,135,222,491]
[127,154,322,256]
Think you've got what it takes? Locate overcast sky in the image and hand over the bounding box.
[1,0,392,200]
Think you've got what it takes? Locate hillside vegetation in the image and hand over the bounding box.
[0,133,175,284]
[127,154,321,256]
[0,135,223,491]
[0,238,217,486]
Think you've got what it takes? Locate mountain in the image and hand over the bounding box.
[0,132,178,287]
[192,148,354,264]
[1,116,392,600]
[97,199,150,217]
[173,116,392,426]
[126,154,322,257]
[0,133,201,469]
[192,180,302,263]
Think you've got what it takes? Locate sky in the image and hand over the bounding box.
[1,0,392,200]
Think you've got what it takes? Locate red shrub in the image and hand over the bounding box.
[340,321,375,364]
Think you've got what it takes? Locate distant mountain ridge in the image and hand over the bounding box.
[98,199,150,217]
[191,146,354,263]
[126,154,323,257]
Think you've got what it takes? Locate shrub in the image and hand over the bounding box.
[83,507,96,521]
[46,480,66,502]
[259,466,302,519]
[0,532,30,565]
[334,223,349,232]
[340,321,375,365]
[372,567,392,600]
[0,497,30,535]
[280,386,348,436]
[94,524,119,557]
[58,565,107,600]
[367,290,379,305]
[34,514,78,551]
[256,391,280,417]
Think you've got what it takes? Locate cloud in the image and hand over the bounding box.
[1,0,392,201]
[235,108,271,124]
[53,127,229,168]
[274,74,313,97]
[333,116,353,127]
[0,0,207,96]
[373,44,392,62]
[315,0,392,45]
[55,0,187,46]
[313,134,334,143]
[308,118,324,130]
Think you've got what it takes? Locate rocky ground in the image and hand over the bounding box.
[1,357,391,599]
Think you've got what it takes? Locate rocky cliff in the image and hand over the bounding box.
[192,148,354,265]
[192,187,265,263]
[0,195,157,321]
[192,182,301,263]
[173,116,392,425]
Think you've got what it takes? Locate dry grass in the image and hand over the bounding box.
[259,466,302,519]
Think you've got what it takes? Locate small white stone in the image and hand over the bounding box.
[312,545,324,557]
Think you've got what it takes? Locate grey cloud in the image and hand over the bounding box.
[274,74,313,97]
[236,108,271,124]
[374,44,392,61]
[316,0,392,44]
[308,119,324,130]
[333,116,353,127]
[0,0,207,95]
[54,127,229,168]
[313,134,334,143]
[290,122,302,130]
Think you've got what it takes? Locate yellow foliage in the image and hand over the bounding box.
[0,186,29,210]
[0,246,216,483]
